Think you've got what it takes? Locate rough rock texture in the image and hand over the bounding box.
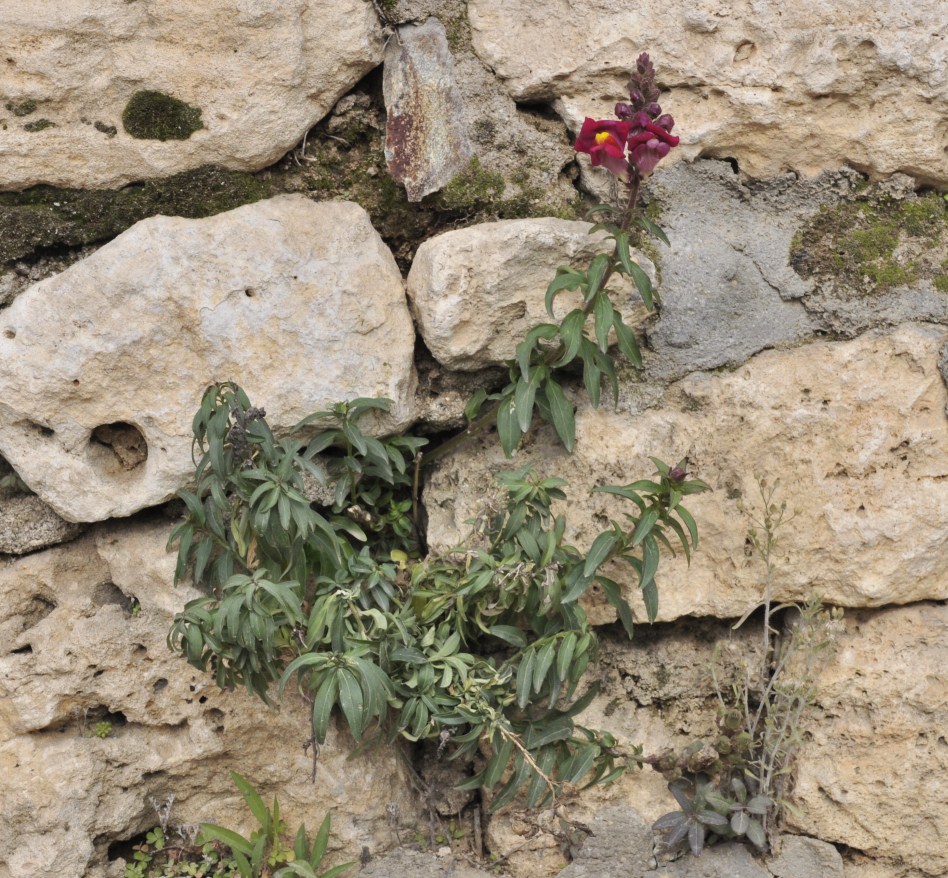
[0,196,417,523]
[408,218,653,370]
[468,0,948,185]
[360,848,494,878]
[384,18,474,201]
[0,520,422,878]
[0,493,83,555]
[558,806,654,877]
[643,162,818,379]
[646,845,770,878]
[425,325,948,620]
[767,836,845,878]
[791,603,948,878]
[0,1,382,189]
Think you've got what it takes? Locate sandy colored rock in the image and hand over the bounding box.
[0,493,83,555]
[408,218,654,370]
[425,324,948,619]
[468,0,948,185]
[0,196,417,523]
[790,603,948,878]
[0,520,421,878]
[0,0,382,190]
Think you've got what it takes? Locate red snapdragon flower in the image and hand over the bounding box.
[575,118,633,180]
[626,111,680,176]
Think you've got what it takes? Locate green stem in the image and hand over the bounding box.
[423,181,645,469]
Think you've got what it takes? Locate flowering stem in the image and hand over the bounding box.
[423,180,648,470]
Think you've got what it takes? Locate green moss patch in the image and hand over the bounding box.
[122,90,203,141]
[23,119,54,132]
[791,189,948,295]
[5,99,36,117]
[0,165,272,265]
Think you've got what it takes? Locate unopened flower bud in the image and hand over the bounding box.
[614,101,633,119]
[646,101,662,118]
[628,89,643,105]
[668,466,687,484]
[655,113,675,132]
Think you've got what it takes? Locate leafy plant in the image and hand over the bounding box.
[92,720,114,739]
[199,772,351,878]
[167,52,706,815]
[168,384,706,808]
[650,478,842,854]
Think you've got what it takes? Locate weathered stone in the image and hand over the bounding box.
[558,806,654,878]
[384,18,474,201]
[360,847,494,878]
[425,325,948,619]
[643,161,818,380]
[408,218,653,370]
[767,835,844,878]
[0,520,422,878]
[0,196,417,523]
[790,604,948,878]
[645,844,770,878]
[0,1,383,189]
[468,0,948,185]
[0,493,83,555]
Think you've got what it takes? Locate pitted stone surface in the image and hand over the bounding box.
[0,0,382,189]
[425,324,948,619]
[468,0,948,185]
[408,218,654,370]
[0,196,417,522]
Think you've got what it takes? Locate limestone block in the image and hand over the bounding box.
[425,324,948,619]
[407,218,653,370]
[0,493,83,555]
[0,196,417,523]
[468,0,948,185]
[0,521,421,878]
[790,603,948,878]
[0,0,382,189]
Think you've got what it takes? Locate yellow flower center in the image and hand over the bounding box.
[594,131,616,146]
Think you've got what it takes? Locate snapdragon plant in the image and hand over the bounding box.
[167,54,704,812]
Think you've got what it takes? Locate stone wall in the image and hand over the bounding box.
[1,2,946,878]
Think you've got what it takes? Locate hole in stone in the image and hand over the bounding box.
[204,707,225,732]
[72,379,80,386]
[132,644,147,656]
[3,328,14,339]
[11,643,32,654]
[23,420,54,437]
[244,287,255,297]
[733,40,756,63]
[198,695,208,704]
[90,422,148,473]
[20,593,56,631]
[723,156,740,174]
[153,678,168,692]
[93,581,139,616]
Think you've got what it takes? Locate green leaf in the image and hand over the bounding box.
[746,795,774,815]
[198,824,253,857]
[311,672,339,743]
[543,379,575,452]
[598,577,635,637]
[464,388,488,422]
[641,580,659,623]
[497,396,522,458]
[583,532,617,579]
[517,650,537,709]
[230,772,270,832]
[310,813,331,867]
[490,625,528,648]
[533,641,556,694]
[593,292,612,353]
[746,818,766,848]
[637,216,670,246]
[555,308,586,367]
[556,633,577,681]
[585,254,610,300]
[337,668,366,741]
[612,312,642,366]
[483,736,514,789]
[677,504,699,548]
[731,810,750,835]
[627,260,654,310]
[631,507,659,546]
[545,268,585,315]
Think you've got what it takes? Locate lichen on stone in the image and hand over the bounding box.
[791,187,948,295]
[23,119,54,132]
[122,90,203,141]
[5,99,36,117]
